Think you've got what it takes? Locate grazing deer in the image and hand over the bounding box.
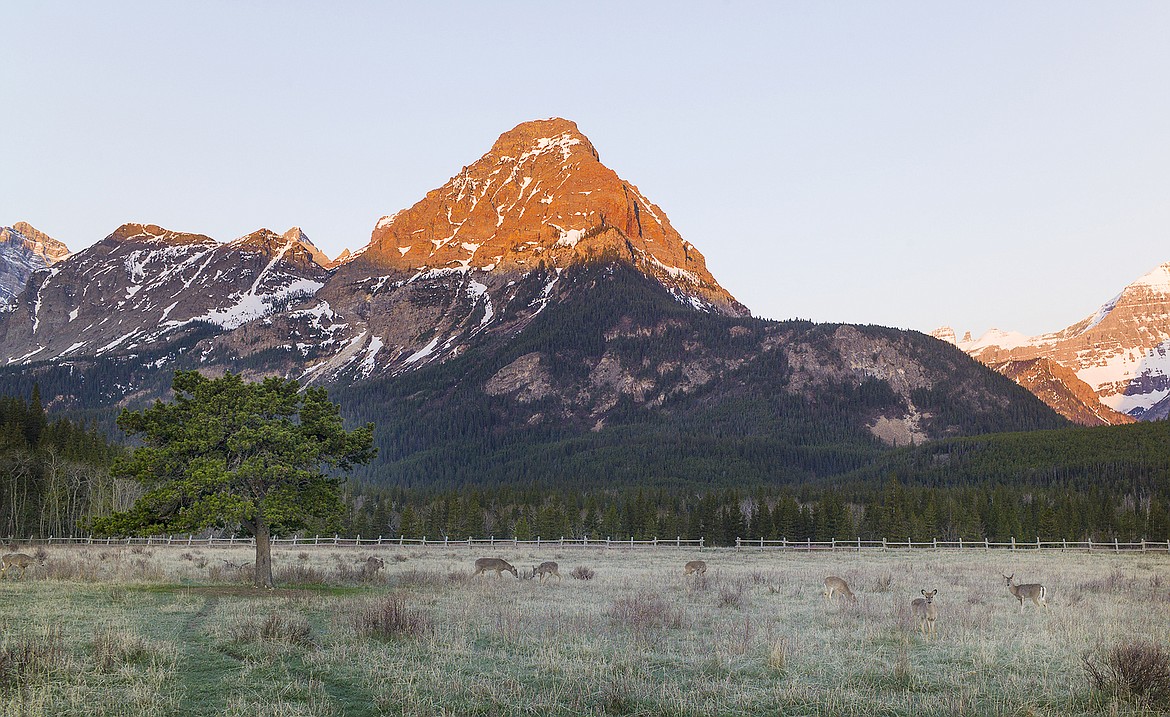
[533,561,561,582]
[1003,574,1048,613]
[473,557,518,578]
[683,560,707,577]
[1,553,41,580]
[910,589,938,638]
[823,576,856,602]
[360,556,385,579]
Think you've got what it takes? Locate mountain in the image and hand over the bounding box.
[0,222,70,305]
[984,357,1135,427]
[0,118,1069,487]
[0,223,329,365]
[266,117,748,384]
[936,262,1170,422]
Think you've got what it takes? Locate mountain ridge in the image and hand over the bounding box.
[936,261,1170,422]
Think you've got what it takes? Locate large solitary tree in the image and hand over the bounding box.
[94,371,374,588]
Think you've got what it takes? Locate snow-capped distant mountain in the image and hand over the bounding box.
[0,222,70,305]
[0,224,329,364]
[936,262,1170,422]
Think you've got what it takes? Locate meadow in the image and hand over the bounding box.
[0,543,1168,716]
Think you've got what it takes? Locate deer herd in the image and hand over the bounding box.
[817,572,1050,638]
[460,554,1047,638]
[2,547,1050,637]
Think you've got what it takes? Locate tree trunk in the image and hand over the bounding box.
[254,514,274,589]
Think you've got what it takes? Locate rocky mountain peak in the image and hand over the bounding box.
[104,223,216,248]
[7,222,69,263]
[485,117,599,164]
[0,223,70,305]
[230,227,332,269]
[342,118,747,316]
[945,260,1170,421]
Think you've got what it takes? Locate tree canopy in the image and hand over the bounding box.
[94,371,374,587]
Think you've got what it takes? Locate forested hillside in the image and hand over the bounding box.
[343,419,1170,544]
[332,264,1068,490]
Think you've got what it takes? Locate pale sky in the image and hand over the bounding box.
[3,2,1168,338]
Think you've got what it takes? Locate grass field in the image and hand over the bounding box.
[1,544,1168,716]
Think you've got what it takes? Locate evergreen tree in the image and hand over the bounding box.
[93,371,374,588]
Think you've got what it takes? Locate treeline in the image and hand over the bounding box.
[342,479,1169,545]
[0,387,126,537]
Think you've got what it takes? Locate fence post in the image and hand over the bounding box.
[782,537,787,549]
[831,538,836,551]
[422,536,426,547]
[933,538,937,550]
[699,537,704,552]
[1087,537,1092,552]
[562,537,565,547]
[1036,536,1040,550]
[736,537,741,551]
[1011,536,1015,551]
[676,536,680,548]
[1114,537,1119,553]
[958,537,963,550]
[1062,538,1067,552]
[882,537,887,551]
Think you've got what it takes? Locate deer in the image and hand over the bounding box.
[1003,574,1048,613]
[533,561,561,582]
[1,553,42,580]
[473,557,518,578]
[360,556,385,579]
[683,560,707,577]
[910,589,938,638]
[823,576,856,603]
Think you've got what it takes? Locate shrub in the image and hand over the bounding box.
[609,593,684,631]
[229,611,314,647]
[769,637,790,676]
[570,566,595,580]
[717,583,747,609]
[0,627,67,693]
[351,594,433,641]
[1083,640,1170,703]
[92,628,152,671]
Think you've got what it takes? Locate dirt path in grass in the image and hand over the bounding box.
[166,590,381,716]
[169,595,246,716]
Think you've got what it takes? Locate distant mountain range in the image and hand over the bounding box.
[935,263,1170,425]
[0,118,1070,486]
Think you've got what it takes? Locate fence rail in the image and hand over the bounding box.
[6,534,1170,553]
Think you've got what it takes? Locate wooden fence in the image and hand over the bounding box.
[6,534,1170,553]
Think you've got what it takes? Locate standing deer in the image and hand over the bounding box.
[473,557,518,578]
[823,576,856,603]
[533,561,561,582]
[683,560,707,577]
[1003,574,1048,613]
[360,556,385,579]
[1,553,42,580]
[910,589,938,638]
